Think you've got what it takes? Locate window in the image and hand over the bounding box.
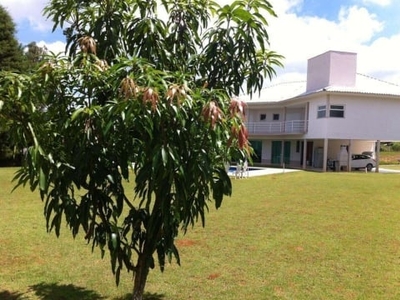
[329,105,344,118]
[317,105,326,118]
[260,114,266,121]
[273,114,279,121]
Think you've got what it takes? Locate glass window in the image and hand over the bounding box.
[260,114,266,121]
[273,114,279,121]
[329,105,344,118]
[317,105,326,118]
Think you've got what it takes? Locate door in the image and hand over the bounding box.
[250,140,262,163]
[306,141,313,166]
[271,141,281,164]
[283,141,291,165]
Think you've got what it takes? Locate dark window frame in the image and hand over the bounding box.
[329,105,345,118]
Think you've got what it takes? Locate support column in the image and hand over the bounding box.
[375,140,380,173]
[347,139,352,172]
[302,139,307,170]
[323,138,328,172]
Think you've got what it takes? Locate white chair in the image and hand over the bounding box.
[235,161,242,179]
[242,160,249,178]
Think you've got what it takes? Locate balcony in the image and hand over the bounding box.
[246,120,308,135]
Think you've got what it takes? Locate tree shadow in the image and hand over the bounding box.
[0,290,24,300]
[29,282,105,300]
[113,292,165,300]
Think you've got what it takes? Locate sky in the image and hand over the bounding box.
[1,0,400,85]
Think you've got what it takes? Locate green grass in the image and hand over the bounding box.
[379,151,400,164]
[2,167,400,299]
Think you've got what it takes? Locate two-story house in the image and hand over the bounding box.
[241,50,400,172]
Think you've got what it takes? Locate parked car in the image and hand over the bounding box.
[352,154,376,171]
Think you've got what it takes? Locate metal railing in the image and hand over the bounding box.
[246,120,308,135]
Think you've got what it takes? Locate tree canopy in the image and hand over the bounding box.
[0,0,283,299]
[0,5,25,72]
[22,42,48,71]
[0,6,36,165]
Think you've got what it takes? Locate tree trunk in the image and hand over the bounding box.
[132,253,150,300]
[132,197,163,300]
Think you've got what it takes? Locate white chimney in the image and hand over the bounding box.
[306,50,357,92]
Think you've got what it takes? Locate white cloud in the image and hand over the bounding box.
[362,0,391,6]
[1,0,399,85]
[37,41,66,55]
[357,34,400,80]
[0,0,52,32]
[337,6,383,44]
[265,1,399,84]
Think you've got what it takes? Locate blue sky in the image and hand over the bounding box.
[16,19,62,44]
[1,0,399,85]
[295,0,400,36]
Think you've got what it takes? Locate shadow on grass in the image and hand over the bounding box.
[113,292,165,300]
[0,290,24,300]
[29,282,105,300]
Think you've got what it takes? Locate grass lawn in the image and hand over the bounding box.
[379,151,400,165]
[2,167,400,299]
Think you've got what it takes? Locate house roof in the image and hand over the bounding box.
[241,73,400,104]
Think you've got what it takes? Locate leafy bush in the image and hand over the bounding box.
[391,142,400,152]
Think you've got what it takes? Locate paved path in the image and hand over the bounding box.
[231,167,400,178]
[230,167,301,178]
[375,168,400,174]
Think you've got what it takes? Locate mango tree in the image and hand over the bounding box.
[0,0,283,299]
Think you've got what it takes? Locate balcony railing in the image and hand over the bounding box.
[246,120,308,135]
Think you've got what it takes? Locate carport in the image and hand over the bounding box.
[300,138,381,172]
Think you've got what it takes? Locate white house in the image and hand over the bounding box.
[241,50,400,172]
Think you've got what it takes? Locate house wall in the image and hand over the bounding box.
[305,94,400,140]
[286,108,305,121]
[261,140,270,164]
[306,96,328,138]
[258,139,306,165]
[247,107,306,123]
[248,108,285,122]
[254,138,375,167]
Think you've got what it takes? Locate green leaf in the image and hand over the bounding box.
[39,167,47,192]
[170,243,180,266]
[232,8,252,22]
[161,147,168,167]
[111,233,119,250]
[71,107,85,121]
[115,266,121,286]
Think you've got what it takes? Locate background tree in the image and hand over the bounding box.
[0,5,25,165]
[0,5,25,72]
[22,42,48,71]
[0,0,283,299]
[0,41,47,166]
[0,6,47,165]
